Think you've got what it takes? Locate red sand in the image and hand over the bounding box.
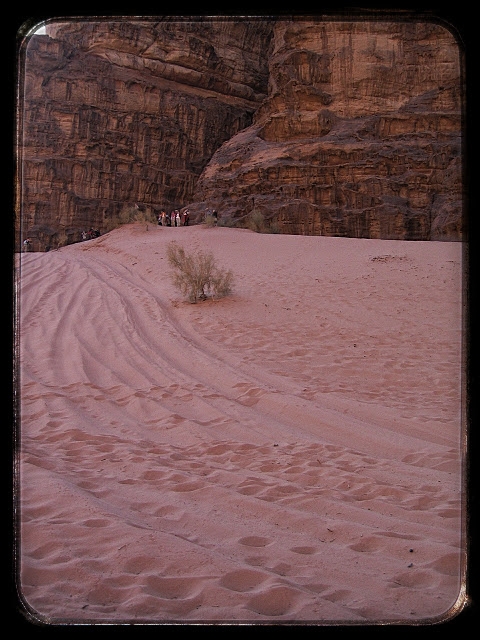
[17,223,466,624]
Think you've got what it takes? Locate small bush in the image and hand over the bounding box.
[106,205,158,230]
[211,269,234,299]
[166,242,234,303]
[244,210,281,234]
[246,210,267,233]
[204,214,216,228]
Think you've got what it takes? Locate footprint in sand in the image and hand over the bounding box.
[322,588,353,604]
[220,569,270,592]
[170,480,206,493]
[271,562,292,576]
[204,443,232,456]
[123,555,155,575]
[81,518,112,528]
[238,536,272,548]
[140,470,166,481]
[233,383,266,407]
[348,536,383,553]
[435,507,461,519]
[45,420,64,429]
[377,530,421,541]
[95,443,116,453]
[87,579,134,606]
[238,484,266,496]
[153,505,185,520]
[246,585,301,617]
[389,569,438,589]
[290,546,317,555]
[425,553,462,577]
[29,540,63,560]
[142,576,201,600]
[237,478,271,496]
[22,455,57,472]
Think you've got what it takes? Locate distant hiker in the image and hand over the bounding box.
[171,211,176,226]
[81,231,87,241]
[176,211,181,227]
[183,209,190,226]
[23,238,31,252]
[212,210,218,225]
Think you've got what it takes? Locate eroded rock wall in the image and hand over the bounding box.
[189,20,463,240]
[17,18,463,249]
[18,19,272,249]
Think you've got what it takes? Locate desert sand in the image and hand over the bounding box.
[16,223,466,624]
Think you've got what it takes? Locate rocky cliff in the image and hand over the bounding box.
[17,18,463,249]
[18,19,272,249]
[189,20,463,240]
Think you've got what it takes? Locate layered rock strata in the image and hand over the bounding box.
[18,19,272,249]
[17,18,463,249]
[189,20,463,240]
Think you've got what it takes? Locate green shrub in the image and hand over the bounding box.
[166,242,234,303]
[246,210,267,233]
[244,210,281,234]
[106,205,157,231]
[204,214,216,228]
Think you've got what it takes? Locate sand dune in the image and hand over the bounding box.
[17,224,465,624]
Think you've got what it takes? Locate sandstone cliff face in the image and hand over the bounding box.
[17,18,463,249]
[18,19,272,249]
[188,20,463,240]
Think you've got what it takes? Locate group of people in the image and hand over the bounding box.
[158,209,190,227]
[81,228,101,241]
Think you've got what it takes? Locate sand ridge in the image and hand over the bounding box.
[17,224,465,623]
